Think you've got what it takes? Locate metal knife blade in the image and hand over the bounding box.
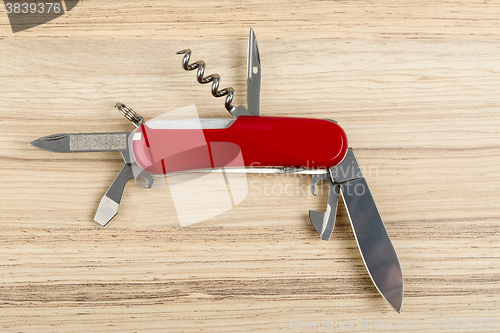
[341,178,403,312]
[246,28,261,116]
[332,149,403,312]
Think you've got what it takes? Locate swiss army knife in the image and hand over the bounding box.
[31,29,403,312]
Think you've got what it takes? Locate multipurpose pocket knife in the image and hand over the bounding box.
[31,29,403,312]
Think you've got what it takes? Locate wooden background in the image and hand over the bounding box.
[0,1,499,332]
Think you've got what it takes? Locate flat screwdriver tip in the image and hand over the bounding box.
[94,196,119,227]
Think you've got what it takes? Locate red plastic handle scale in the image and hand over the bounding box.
[131,116,348,175]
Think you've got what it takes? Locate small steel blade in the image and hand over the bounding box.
[30,134,70,152]
[246,28,261,116]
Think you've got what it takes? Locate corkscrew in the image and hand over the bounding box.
[176,49,236,113]
[176,28,262,118]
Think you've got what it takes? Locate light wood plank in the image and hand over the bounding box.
[0,1,499,332]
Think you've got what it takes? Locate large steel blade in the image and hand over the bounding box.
[338,155,403,312]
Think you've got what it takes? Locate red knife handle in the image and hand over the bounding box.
[131,116,348,175]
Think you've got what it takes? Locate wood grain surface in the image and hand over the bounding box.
[0,1,499,332]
